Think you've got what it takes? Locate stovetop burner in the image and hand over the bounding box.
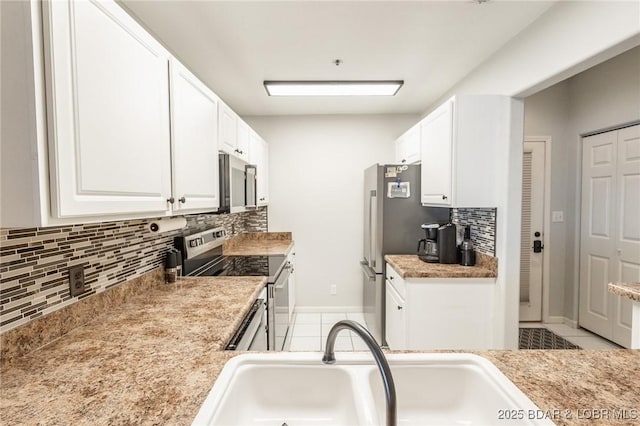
[175,227,286,283]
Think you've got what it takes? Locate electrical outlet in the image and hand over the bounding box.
[330,285,337,295]
[68,265,86,297]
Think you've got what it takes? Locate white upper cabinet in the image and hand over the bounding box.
[169,60,220,213]
[394,123,421,164]
[44,0,173,218]
[236,119,251,162]
[420,95,520,207]
[249,131,269,205]
[1,0,270,227]
[218,102,249,162]
[218,102,238,156]
[420,100,453,205]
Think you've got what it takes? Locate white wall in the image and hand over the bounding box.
[524,81,571,319]
[245,114,419,309]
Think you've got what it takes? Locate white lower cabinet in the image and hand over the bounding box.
[385,265,495,350]
[385,281,406,349]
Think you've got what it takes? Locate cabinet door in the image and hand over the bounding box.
[250,132,269,205]
[404,124,421,164]
[218,102,237,155]
[169,60,219,212]
[394,134,408,164]
[236,120,250,162]
[421,100,453,205]
[385,280,406,350]
[44,0,172,217]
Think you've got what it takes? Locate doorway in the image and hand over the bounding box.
[520,138,550,322]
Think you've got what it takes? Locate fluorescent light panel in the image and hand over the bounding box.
[264,80,403,96]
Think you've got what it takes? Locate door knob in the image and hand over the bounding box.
[178,197,186,203]
[166,197,175,204]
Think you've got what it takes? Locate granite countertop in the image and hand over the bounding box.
[385,254,497,279]
[0,276,265,425]
[476,350,640,425]
[223,232,294,256]
[1,271,639,424]
[608,282,640,302]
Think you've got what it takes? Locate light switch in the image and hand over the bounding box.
[552,211,564,222]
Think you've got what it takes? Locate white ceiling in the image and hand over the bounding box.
[119,0,557,116]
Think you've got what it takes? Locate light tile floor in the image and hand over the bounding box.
[288,315,623,351]
[286,312,367,351]
[519,322,623,349]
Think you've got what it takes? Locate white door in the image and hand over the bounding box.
[612,125,640,344]
[169,60,219,212]
[520,141,546,321]
[45,0,172,217]
[579,124,639,347]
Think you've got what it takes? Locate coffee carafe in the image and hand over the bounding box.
[417,223,440,263]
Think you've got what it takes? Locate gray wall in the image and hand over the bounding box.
[523,45,640,321]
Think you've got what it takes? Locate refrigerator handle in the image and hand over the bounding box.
[360,260,376,280]
[369,190,377,268]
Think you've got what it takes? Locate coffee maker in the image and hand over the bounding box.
[417,223,440,263]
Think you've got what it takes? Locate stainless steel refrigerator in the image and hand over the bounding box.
[362,164,450,345]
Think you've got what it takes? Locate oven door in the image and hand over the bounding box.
[226,294,267,351]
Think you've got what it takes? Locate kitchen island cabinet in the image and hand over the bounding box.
[384,259,495,350]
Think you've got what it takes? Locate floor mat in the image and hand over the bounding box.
[519,328,581,350]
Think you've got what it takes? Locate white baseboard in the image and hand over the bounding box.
[563,317,578,328]
[294,305,363,314]
[544,316,565,324]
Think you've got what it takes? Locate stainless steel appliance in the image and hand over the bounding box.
[362,164,450,345]
[417,223,440,263]
[218,153,257,214]
[175,227,290,351]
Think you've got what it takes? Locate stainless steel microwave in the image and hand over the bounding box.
[218,153,256,213]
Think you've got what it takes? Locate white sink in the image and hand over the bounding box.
[192,353,553,426]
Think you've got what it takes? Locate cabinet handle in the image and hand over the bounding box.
[402,159,406,163]
[397,306,403,310]
[178,196,186,203]
[389,276,394,280]
[166,197,175,204]
[442,195,447,200]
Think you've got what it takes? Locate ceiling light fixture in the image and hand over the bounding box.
[263,80,404,97]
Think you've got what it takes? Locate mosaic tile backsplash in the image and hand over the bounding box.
[0,207,267,333]
[451,208,496,256]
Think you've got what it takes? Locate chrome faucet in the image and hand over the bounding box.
[322,320,397,426]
